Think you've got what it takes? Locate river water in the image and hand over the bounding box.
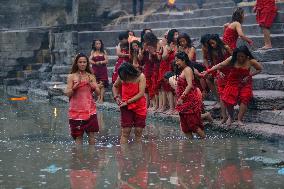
[0,90,284,189]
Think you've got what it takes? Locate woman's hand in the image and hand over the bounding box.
[119,101,128,107]
[177,98,183,105]
[219,71,225,79]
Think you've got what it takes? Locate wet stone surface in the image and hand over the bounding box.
[0,89,284,189]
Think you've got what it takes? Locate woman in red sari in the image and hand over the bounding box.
[223,7,253,50]
[65,53,102,145]
[254,0,277,49]
[159,29,179,114]
[89,39,109,103]
[207,34,233,123]
[203,46,262,126]
[112,62,147,144]
[112,31,130,84]
[175,51,205,139]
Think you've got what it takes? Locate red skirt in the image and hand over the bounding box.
[256,9,277,28]
[179,112,204,133]
[69,114,99,139]
[120,106,146,128]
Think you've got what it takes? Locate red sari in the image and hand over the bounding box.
[120,81,147,128]
[91,55,109,87]
[223,26,239,50]
[222,67,253,106]
[158,49,176,91]
[176,77,204,133]
[112,48,130,84]
[141,51,154,96]
[68,80,99,139]
[256,0,277,28]
[150,54,160,98]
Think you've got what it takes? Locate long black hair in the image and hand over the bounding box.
[231,45,254,65]
[91,39,105,54]
[231,7,244,24]
[141,28,152,44]
[174,51,194,77]
[178,33,192,48]
[167,29,178,45]
[200,34,211,46]
[208,34,228,62]
[118,62,140,81]
[143,32,158,48]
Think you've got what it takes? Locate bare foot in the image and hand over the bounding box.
[259,46,272,50]
[212,102,220,109]
[165,109,175,115]
[237,120,245,126]
[206,113,214,123]
[226,117,233,126]
[220,117,228,124]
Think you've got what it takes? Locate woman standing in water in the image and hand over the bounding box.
[175,52,205,139]
[203,46,262,126]
[65,53,102,145]
[89,39,109,104]
[112,62,147,144]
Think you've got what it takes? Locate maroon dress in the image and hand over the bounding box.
[176,76,204,133]
[92,55,109,88]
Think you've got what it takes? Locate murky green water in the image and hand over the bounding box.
[0,90,284,189]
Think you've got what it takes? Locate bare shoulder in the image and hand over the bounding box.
[67,73,75,80]
[139,73,146,80]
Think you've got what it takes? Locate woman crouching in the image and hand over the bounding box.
[112,62,147,144]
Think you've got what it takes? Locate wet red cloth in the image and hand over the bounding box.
[141,51,154,95]
[122,82,147,116]
[176,77,203,133]
[69,114,99,139]
[112,49,130,84]
[158,49,176,91]
[68,81,97,120]
[223,27,239,50]
[256,0,277,28]
[91,55,109,87]
[120,106,146,128]
[222,67,253,106]
[150,54,160,98]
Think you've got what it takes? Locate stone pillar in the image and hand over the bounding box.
[72,0,79,24]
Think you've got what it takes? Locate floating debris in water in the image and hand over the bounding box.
[278,168,284,175]
[40,164,62,173]
[245,156,284,167]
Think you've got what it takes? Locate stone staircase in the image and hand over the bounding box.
[38,0,284,128]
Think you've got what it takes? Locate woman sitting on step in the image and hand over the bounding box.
[203,46,263,126]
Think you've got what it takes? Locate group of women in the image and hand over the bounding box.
[64,7,263,144]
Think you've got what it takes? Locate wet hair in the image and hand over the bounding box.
[178,33,192,48]
[70,53,92,74]
[118,31,129,41]
[200,34,211,46]
[143,32,158,48]
[231,45,254,65]
[174,51,194,77]
[232,7,244,23]
[164,71,175,80]
[91,39,105,53]
[167,29,178,45]
[127,30,135,36]
[208,34,228,62]
[141,28,152,44]
[118,62,140,81]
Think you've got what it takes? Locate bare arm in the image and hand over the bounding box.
[112,76,122,98]
[126,74,146,104]
[89,51,96,65]
[65,74,74,97]
[88,74,100,95]
[182,67,194,96]
[187,47,196,62]
[162,45,169,60]
[101,51,109,64]
[116,45,129,58]
[206,56,232,73]
[225,45,233,56]
[202,47,209,68]
[236,22,253,45]
[250,59,262,76]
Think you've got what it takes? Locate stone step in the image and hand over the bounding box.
[28,89,49,101]
[48,84,67,96]
[252,48,284,62]
[17,70,39,80]
[252,74,284,91]
[4,85,28,96]
[41,81,65,90]
[105,11,284,31]
[261,61,284,75]
[81,23,284,48]
[143,3,284,22]
[245,110,284,126]
[24,63,43,71]
[52,65,71,74]
[250,90,284,110]
[3,78,25,86]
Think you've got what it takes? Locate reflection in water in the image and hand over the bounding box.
[0,90,284,188]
